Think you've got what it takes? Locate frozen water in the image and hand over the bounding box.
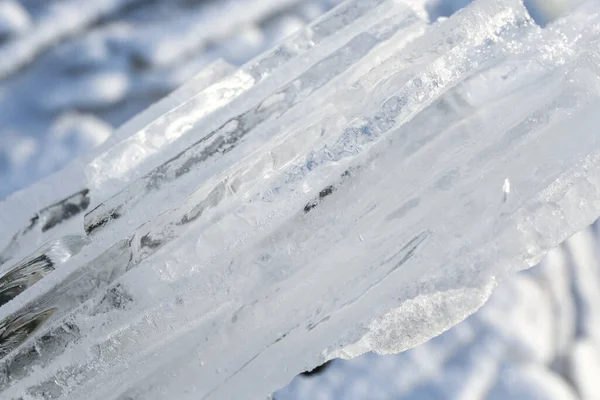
[277,223,600,400]
[0,0,599,399]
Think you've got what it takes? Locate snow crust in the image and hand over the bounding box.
[0,0,599,399]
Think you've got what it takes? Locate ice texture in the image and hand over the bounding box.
[276,223,600,400]
[1,0,600,399]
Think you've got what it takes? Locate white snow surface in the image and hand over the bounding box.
[0,0,599,399]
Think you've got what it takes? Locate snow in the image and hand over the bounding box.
[568,339,600,400]
[0,0,599,399]
[0,1,31,39]
[0,0,141,80]
[487,364,578,400]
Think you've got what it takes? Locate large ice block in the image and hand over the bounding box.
[1,0,600,399]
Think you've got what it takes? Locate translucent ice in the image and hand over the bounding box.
[1,0,600,399]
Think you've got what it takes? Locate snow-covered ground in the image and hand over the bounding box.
[0,0,573,200]
[0,0,597,399]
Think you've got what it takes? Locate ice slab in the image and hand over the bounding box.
[1,0,600,399]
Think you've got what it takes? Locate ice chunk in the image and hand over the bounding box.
[86,0,422,201]
[0,58,232,265]
[327,282,497,360]
[1,0,600,399]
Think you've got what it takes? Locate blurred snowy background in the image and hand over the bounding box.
[0,0,597,399]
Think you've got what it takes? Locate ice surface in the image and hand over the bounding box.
[1,0,600,399]
[277,224,599,400]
